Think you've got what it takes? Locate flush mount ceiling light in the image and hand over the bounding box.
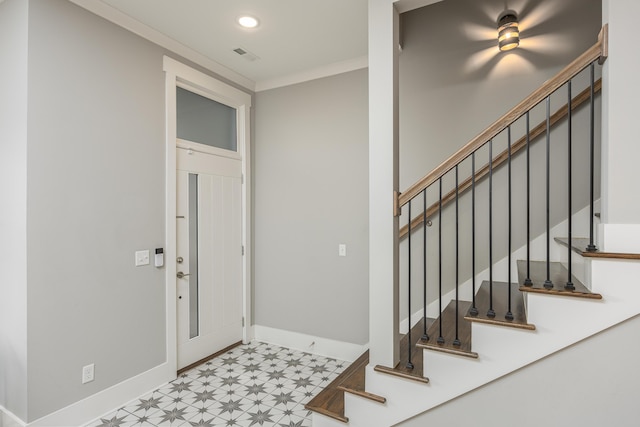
[238,15,259,29]
[497,10,520,51]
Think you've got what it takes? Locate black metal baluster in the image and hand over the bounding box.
[438,178,445,344]
[422,189,429,341]
[544,97,554,289]
[566,81,575,291]
[470,152,479,316]
[524,112,533,286]
[407,200,414,369]
[454,165,461,346]
[506,127,514,321]
[488,140,496,318]
[587,63,597,252]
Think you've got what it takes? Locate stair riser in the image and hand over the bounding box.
[599,223,640,253]
[526,294,602,331]
[590,258,640,302]
[312,412,350,427]
[347,365,434,427]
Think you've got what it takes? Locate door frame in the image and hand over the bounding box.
[163,56,252,375]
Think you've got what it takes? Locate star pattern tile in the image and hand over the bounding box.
[84,342,346,426]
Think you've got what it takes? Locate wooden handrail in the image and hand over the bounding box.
[399,78,602,239]
[397,25,608,210]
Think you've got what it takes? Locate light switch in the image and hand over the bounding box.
[339,244,347,257]
[135,250,150,266]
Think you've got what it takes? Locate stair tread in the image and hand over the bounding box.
[417,300,478,358]
[374,317,430,383]
[518,260,602,299]
[336,385,386,403]
[555,237,640,260]
[465,281,535,330]
[305,350,370,423]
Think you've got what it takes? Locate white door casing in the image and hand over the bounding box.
[164,56,252,376]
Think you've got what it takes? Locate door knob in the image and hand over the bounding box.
[177,271,190,279]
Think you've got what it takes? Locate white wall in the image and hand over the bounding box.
[254,69,370,346]
[0,0,28,421]
[397,314,640,426]
[600,0,640,252]
[368,0,401,368]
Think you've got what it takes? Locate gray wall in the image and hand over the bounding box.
[25,0,167,420]
[254,69,369,345]
[0,0,28,420]
[397,314,640,426]
[397,0,602,321]
[251,0,602,343]
[0,0,292,422]
[399,0,602,189]
[16,0,252,421]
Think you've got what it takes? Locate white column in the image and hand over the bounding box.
[600,0,640,252]
[0,0,29,421]
[368,0,400,368]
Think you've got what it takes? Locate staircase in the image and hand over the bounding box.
[308,25,640,426]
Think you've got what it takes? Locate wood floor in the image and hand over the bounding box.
[305,350,384,423]
[518,260,602,299]
[374,317,431,382]
[555,237,640,260]
[417,300,477,358]
[465,281,535,330]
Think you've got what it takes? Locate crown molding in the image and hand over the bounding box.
[68,0,256,91]
[255,55,368,92]
[395,0,443,14]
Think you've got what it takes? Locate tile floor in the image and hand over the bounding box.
[86,342,346,427]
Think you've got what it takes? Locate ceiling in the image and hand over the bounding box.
[95,0,369,89]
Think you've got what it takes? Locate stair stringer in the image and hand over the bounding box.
[327,260,640,427]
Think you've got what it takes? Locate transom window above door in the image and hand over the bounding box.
[176,86,237,152]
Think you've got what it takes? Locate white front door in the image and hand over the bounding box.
[176,146,243,369]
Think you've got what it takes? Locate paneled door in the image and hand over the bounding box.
[176,147,242,369]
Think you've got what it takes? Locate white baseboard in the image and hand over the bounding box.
[27,363,174,427]
[600,223,640,253]
[0,407,26,427]
[253,325,368,363]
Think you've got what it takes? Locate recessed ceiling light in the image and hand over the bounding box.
[238,16,259,29]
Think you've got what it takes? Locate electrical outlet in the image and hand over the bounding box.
[338,244,347,257]
[82,364,94,384]
[135,250,150,266]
